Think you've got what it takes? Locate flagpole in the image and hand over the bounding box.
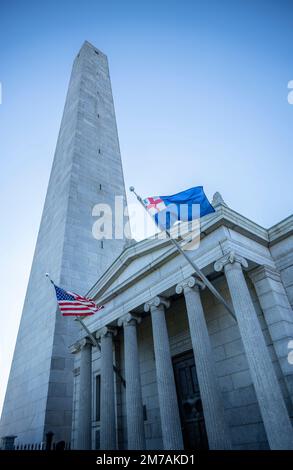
[75,317,101,351]
[46,274,126,387]
[129,187,237,322]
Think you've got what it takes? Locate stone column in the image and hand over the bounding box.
[214,252,293,450]
[176,277,232,449]
[118,314,146,449]
[249,265,293,405]
[144,296,184,450]
[77,339,92,450]
[98,327,117,450]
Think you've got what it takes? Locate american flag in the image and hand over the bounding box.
[52,282,104,317]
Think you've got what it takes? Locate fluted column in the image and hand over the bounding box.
[77,339,92,449]
[97,327,117,450]
[214,252,293,450]
[176,277,232,449]
[118,314,146,449]
[144,296,184,450]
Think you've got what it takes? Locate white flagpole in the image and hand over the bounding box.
[45,274,126,387]
[129,187,237,322]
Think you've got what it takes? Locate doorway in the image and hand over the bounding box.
[173,350,209,449]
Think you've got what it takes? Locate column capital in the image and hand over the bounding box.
[214,251,248,272]
[176,276,205,295]
[96,326,117,340]
[80,337,93,349]
[69,337,92,354]
[144,296,170,313]
[118,313,142,327]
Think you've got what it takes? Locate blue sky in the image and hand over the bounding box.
[0,0,293,412]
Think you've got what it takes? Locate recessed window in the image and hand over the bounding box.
[100,240,104,249]
[94,50,99,55]
[99,184,102,190]
[98,149,101,154]
[143,405,147,421]
[95,375,101,421]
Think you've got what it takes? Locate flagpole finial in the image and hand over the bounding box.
[129,186,143,203]
[45,273,54,285]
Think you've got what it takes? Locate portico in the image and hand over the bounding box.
[71,195,293,450]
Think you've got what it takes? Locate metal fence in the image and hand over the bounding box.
[14,442,71,450]
[0,433,71,451]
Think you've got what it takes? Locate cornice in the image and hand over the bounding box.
[86,205,291,304]
[268,214,293,246]
[200,205,269,244]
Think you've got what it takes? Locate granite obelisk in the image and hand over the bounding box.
[0,41,128,444]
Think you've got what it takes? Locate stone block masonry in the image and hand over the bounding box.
[0,41,128,444]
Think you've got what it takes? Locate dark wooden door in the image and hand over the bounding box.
[173,351,209,450]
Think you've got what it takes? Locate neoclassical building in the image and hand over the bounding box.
[70,193,293,450]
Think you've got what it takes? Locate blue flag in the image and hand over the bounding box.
[143,186,215,231]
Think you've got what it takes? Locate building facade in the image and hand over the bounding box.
[0,42,128,444]
[71,193,293,450]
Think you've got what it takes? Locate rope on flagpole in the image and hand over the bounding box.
[45,274,126,387]
[129,186,237,322]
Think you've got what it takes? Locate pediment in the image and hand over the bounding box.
[87,236,176,301]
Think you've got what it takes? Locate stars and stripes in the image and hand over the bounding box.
[52,282,104,316]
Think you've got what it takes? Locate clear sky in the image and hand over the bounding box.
[0,0,293,413]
